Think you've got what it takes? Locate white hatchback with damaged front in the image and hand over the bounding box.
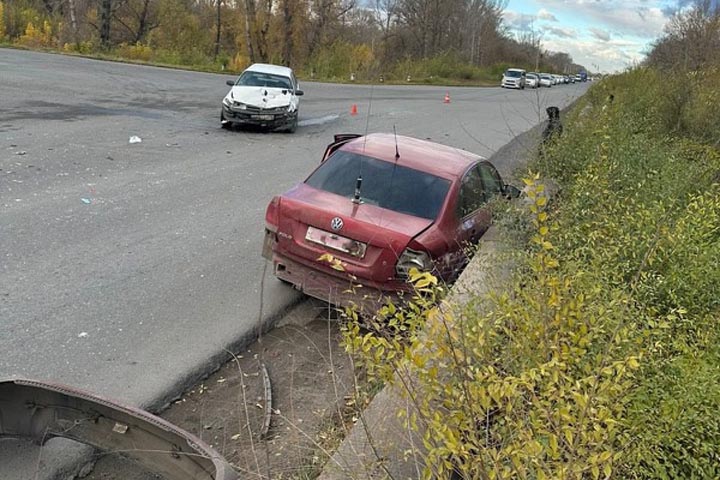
[221,63,303,133]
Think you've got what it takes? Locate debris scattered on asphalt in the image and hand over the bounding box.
[15,151,26,155]
[129,136,142,144]
[81,198,91,204]
[78,332,89,338]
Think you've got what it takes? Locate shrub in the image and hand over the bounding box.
[116,42,153,62]
[0,2,7,41]
[17,20,54,47]
[227,52,250,72]
[343,175,644,479]
[309,41,375,80]
[63,40,95,54]
[344,65,720,478]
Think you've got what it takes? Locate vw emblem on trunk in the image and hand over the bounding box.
[330,217,344,231]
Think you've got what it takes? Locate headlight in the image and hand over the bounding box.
[396,248,432,278]
[235,102,247,110]
[222,97,232,106]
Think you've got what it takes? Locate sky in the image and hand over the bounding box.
[503,0,714,73]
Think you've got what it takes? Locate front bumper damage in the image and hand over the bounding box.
[0,378,238,480]
[222,103,296,130]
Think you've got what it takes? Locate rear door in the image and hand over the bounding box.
[437,164,491,278]
[478,162,504,199]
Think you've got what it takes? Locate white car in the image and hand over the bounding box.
[501,68,526,89]
[525,73,539,88]
[221,63,303,133]
[539,74,553,87]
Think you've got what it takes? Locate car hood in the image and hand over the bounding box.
[228,86,294,109]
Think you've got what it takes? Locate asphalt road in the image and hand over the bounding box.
[0,48,588,475]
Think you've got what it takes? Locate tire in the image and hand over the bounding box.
[286,114,298,134]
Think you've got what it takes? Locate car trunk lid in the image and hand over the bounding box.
[274,184,433,282]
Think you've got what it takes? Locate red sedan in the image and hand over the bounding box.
[262,133,516,310]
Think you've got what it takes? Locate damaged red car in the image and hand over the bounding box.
[262,133,517,310]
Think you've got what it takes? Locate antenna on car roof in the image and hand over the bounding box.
[393,125,400,162]
[353,84,376,205]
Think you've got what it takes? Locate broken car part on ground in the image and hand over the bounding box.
[0,378,238,480]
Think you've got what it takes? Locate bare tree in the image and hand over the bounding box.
[281,0,293,65]
[306,0,357,59]
[100,0,112,47]
[647,0,720,70]
[113,0,159,43]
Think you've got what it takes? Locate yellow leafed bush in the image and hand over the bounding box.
[116,42,153,62]
[0,2,7,41]
[343,65,720,478]
[18,20,54,47]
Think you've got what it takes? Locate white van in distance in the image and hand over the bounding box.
[501,68,526,89]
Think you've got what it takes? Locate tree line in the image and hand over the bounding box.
[645,0,720,71]
[0,0,585,80]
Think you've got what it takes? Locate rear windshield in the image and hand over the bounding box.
[305,150,451,220]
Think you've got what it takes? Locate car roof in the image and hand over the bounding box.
[340,133,482,179]
[245,63,293,78]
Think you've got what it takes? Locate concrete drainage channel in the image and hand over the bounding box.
[0,115,554,479]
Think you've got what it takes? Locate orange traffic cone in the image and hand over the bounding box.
[350,104,358,116]
[443,92,451,104]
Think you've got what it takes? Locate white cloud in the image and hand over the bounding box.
[543,37,647,72]
[503,10,539,30]
[589,27,611,42]
[544,25,578,38]
[538,8,559,21]
[538,0,669,38]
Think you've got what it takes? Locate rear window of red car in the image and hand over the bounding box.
[305,150,451,220]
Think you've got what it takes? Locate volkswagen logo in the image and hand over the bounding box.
[330,217,344,231]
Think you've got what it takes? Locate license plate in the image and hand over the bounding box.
[252,114,274,121]
[305,226,367,258]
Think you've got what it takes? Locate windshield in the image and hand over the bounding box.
[305,150,451,220]
[235,71,293,90]
[505,70,523,78]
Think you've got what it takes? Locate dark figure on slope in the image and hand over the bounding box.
[539,106,563,159]
[543,106,563,143]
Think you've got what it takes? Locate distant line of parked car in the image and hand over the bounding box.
[501,68,589,89]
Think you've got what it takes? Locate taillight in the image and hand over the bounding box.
[396,247,432,278]
[265,196,281,232]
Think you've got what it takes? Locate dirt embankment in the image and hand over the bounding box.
[86,300,359,480]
